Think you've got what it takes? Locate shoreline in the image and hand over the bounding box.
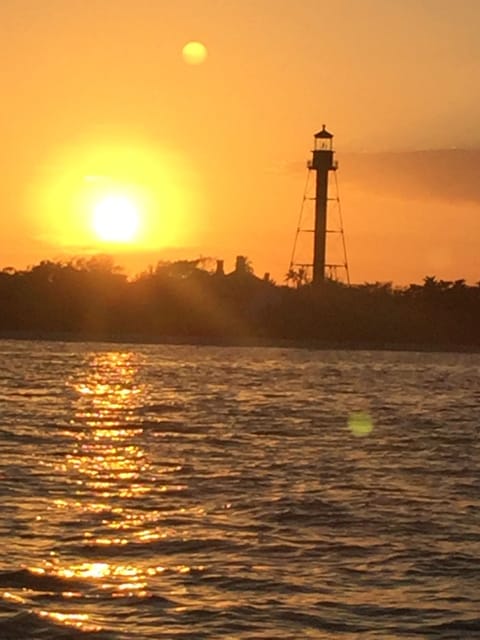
[0,331,479,354]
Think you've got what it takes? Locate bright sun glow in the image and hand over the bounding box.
[92,195,140,243]
[32,141,201,253]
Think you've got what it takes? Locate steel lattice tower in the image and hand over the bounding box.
[289,126,350,286]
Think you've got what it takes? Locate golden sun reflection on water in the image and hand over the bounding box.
[66,351,150,501]
[14,350,211,636]
[38,609,101,632]
[23,351,185,630]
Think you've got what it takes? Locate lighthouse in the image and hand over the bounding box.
[289,126,349,286]
[309,125,336,284]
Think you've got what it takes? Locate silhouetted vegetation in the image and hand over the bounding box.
[1,256,479,349]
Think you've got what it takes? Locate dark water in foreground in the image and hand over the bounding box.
[0,340,479,639]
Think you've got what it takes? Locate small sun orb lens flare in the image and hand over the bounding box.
[92,195,140,243]
[348,412,374,438]
[182,41,208,65]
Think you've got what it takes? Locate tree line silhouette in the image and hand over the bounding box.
[0,256,479,348]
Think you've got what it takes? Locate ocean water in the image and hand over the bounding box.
[0,340,479,639]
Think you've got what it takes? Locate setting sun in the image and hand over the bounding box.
[92,195,140,243]
[28,140,202,259]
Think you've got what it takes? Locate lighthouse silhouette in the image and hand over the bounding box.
[309,125,336,284]
[289,126,349,286]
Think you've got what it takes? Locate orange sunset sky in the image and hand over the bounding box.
[1,0,479,285]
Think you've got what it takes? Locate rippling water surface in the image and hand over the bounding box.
[0,340,479,639]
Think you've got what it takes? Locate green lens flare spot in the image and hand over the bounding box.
[348,412,374,437]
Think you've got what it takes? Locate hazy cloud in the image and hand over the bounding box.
[339,149,480,204]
